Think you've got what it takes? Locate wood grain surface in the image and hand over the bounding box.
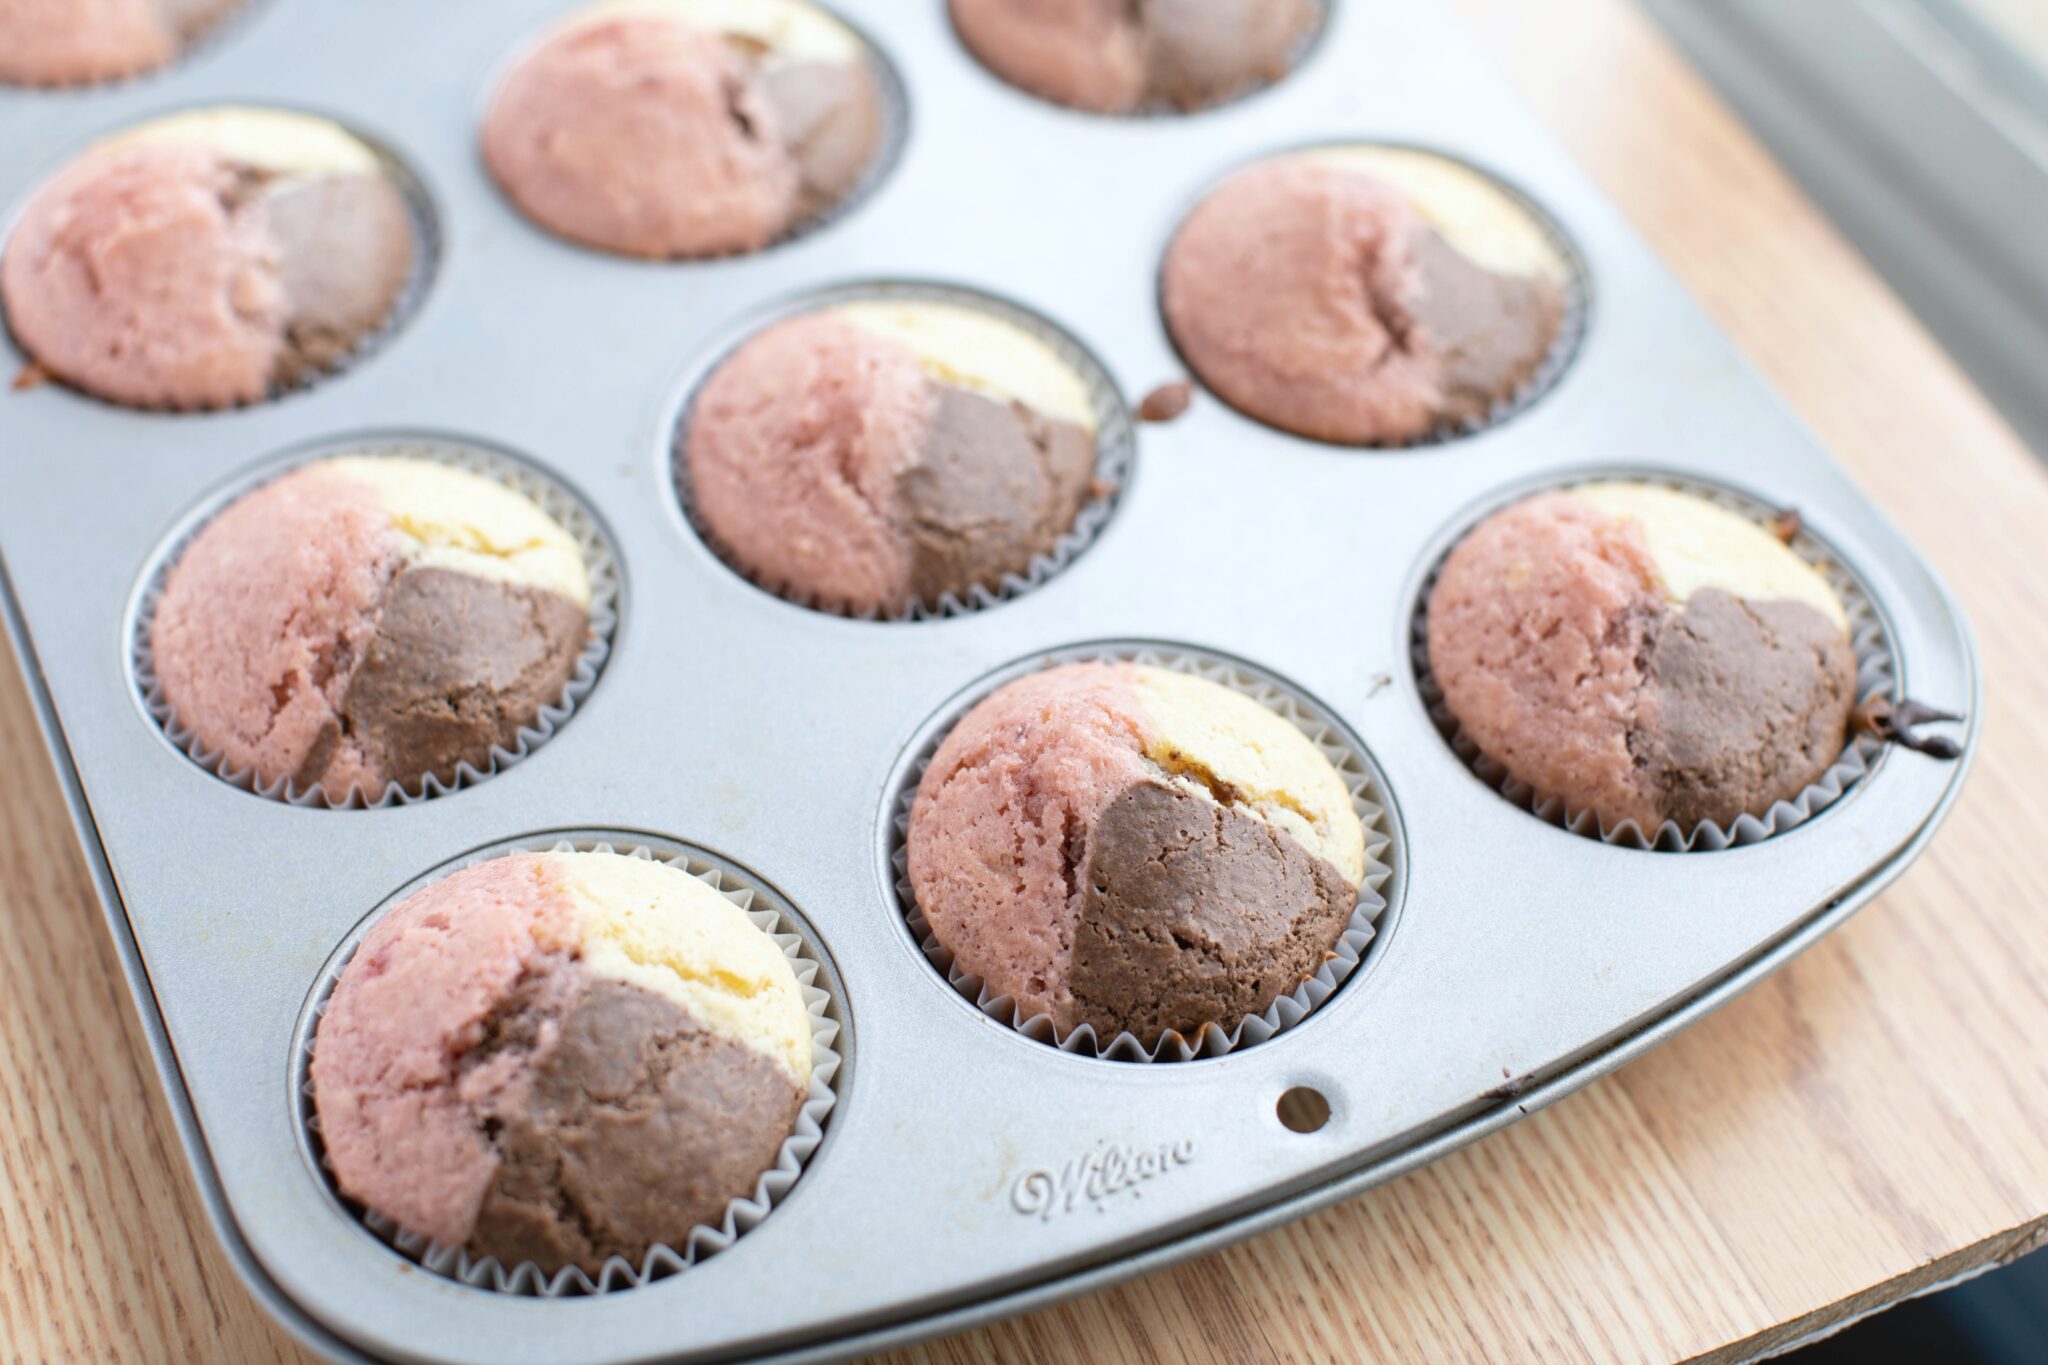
[5,0,2048,1361]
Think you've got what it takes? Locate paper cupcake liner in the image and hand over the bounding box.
[2,113,439,412]
[129,436,620,809]
[1160,140,1590,450]
[1411,471,1898,852]
[292,834,843,1297]
[888,643,1400,1062]
[671,280,1135,621]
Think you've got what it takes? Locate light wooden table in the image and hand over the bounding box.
[6,0,2048,1359]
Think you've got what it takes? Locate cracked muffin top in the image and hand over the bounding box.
[312,850,812,1276]
[685,298,1100,613]
[149,454,591,803]
[0,0,246,87]
[907,662,1365,1043]
[1,106,417,409]
[482,0,885,259]
[1426,482,1858,834]
[1161,146,1570,445]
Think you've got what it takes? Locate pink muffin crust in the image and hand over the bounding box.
[910,665,1152,1012]
[1163,159,1438,444]
[4,143,286,409]
[485,17,797,259]
[151,464,400,797]
[690,313,933,609]
[483,12,883,260]
[1426,492,1663,829]
[0,0,242,86]
[314,854,581,1248]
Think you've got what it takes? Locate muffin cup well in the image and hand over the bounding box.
[1,107,439,411]
[129,436,620,808]
[887,643,1399,1062]
[1158,141,1590,450]
[671,280,1135,621]
[1411,471,1898,852]
[293,834,843,1297]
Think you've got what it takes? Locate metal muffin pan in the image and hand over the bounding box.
[0,1,1979,1362]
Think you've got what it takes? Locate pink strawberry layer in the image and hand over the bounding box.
[484,16,799,259]
[0,0,172,84]
[1424,491,1663,830]
[2,141,285,408]
[149,464,401,797]
[688,312,933,609]
[1161,158,1443,444]
[949,0,1146,113]
[908,663,1151,1011]
[312,854,581,1248]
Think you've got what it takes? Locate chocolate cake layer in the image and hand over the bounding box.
[291,566,587,794]
[1144,0,1318,110]
[1066,779,1356,1039]
[760,59,884,218]
[470,980,803,1274]
[1408,226,1565,426]
[898,385,1096,606]
[1632,588,1860,829]
[265,170,415,382]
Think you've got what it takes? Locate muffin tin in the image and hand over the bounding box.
[0,2,1979,1362]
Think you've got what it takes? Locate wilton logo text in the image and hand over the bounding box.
[1010,1139,1198,1221]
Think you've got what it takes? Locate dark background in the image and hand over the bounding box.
[1793,1249,2048,1361]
